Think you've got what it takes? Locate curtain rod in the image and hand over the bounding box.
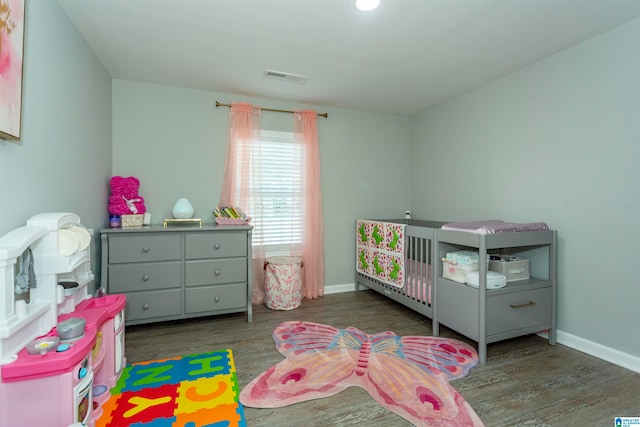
[215,101,328,118]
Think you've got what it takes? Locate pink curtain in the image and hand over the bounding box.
[219,104,324,304]
[293,110,325,299]
[219,103,266,304]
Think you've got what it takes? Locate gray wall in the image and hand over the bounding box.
[112,80,412,287]
[410,19,640,359]
[0,1,112,275]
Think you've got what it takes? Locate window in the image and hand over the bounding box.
[243,130,303,250]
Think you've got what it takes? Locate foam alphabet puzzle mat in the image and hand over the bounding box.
[97,349,246,427]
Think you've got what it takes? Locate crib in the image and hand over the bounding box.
[354,219,446,322]
[355,218,558,363]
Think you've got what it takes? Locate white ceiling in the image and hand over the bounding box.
[57,0,640,115]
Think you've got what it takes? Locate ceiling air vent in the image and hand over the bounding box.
[264,69,309,84]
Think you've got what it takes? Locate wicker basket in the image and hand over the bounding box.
[121,214,143,227]
[215,217,251,225]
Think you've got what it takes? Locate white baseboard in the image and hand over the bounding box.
[325,282,640,374]
[554,330,640,374]
[324,283,362,294]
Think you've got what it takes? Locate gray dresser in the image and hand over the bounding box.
[100,224,253,325]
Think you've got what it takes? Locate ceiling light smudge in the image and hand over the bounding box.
[356,0,380,12]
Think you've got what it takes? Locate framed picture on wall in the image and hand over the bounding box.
[0,0,25,141]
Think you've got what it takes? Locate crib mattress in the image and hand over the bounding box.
[404,260,431,304]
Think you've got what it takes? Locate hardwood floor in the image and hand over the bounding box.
[124,290,640,426]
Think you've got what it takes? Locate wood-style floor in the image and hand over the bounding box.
[124,290,640,426]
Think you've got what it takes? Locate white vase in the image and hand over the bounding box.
[172,198,195,219]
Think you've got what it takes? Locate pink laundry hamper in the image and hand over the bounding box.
[264,256,303,310]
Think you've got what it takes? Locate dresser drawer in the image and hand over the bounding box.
[108,261,181,293]
[124,289,182,322]
[487,287,552,336]
[185,258,247,286]
[185,232,246,259]
[109,234,181,263]
[185,283,247,314]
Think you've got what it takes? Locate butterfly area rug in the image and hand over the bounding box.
[240,321,484,427]
[97,349,246,427]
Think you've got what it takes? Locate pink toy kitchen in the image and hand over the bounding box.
[0,213,126,427]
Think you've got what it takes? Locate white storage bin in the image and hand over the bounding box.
[489,256,530,282]
[465,271,507,289]
[442,258,479,284]
[445,250,482,265]
[442,251,489,284]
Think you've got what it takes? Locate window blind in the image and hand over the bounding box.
[250,130,303,248]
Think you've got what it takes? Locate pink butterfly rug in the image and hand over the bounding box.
[240,321,484,426]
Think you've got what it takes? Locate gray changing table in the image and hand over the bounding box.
[433,228,557,363]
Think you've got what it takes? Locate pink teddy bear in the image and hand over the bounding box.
[108,176,146,215]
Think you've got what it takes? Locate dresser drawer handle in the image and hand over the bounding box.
[142,274,149,281]
[214,269,221,276]
[143,303,150,310]
[510,301,536,309]
[143,246,150,252]
[214,243,221,250]
[214,296,221,303]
